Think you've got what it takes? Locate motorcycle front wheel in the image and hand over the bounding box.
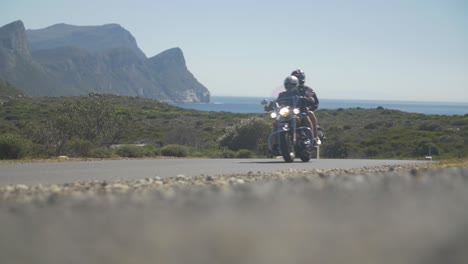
[280,132,295,163]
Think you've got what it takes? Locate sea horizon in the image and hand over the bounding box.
[211,95,468,105]
[174,96,468,116]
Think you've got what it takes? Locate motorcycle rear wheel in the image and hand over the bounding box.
[300,150,311,162]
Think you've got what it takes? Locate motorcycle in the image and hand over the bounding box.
[262,96,315,163]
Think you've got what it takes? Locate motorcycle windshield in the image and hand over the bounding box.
[276,93,299,108]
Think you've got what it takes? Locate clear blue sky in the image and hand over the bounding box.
[2,0,468,102]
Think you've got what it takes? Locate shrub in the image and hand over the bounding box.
[235,149,253,158]
[189,148,236,158]
[450,119,468,126]
[114,145,146,158]
[419,122,443,131]
[53,96,134,147]
[221,149,236,158]
[65,138,93,157]
[414,140,440,156]
[0,134,32,159]
[142,145,160,157]
[89,148,115,158]
[439,135,457,143]
[322,140,349,159]
[161,144,188,157]
[364,146,380,157]
[364,123,378,130]
[218,117,270,151]
[163,125,205,148]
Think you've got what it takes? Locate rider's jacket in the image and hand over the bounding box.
[276,90,300,107]
[297,85,319,111]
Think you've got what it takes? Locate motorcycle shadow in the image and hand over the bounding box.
[238,159,316,164]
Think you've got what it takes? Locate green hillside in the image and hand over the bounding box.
[0,80,24,97]
[0,94,466,160]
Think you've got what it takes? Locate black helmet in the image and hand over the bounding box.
[291,69,305,85]
[284,75,299,91]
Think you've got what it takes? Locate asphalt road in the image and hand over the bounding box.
[0,158,430,185]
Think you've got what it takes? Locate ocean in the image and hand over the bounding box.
[174,96,468,116]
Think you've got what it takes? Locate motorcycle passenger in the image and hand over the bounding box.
[266,75,313,152]
[291,69,321,145]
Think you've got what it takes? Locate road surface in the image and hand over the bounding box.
[0,158,429,185]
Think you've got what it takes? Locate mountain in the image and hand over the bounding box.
[0,21,59,96]
[0,21,210,102]
[148,48,210,102]
[27,23,147,60]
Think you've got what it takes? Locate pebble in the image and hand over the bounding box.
[15,184,29,191]
[0,163,455,204]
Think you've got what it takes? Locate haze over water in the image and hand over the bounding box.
[175,96,468,116]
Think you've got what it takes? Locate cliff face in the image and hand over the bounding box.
[0,21,58,96]
[148,48,210,103]
[27,23,147,60]
[0,20,31,57]
[0,21,210,102]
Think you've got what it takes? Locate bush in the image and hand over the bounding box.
[65,138,93,157]
[142,145,160,157]
[218,117,270,151]
[189,148,236,158]
[163,125,206,148]
[89,148,115,158]
[419,122,443,131]
[53,96,134,147]
[114,145,146,158]
[322,140,349,159]
[0,134,32,159]
[364,123,379,130]
[450,119,468,126]
[161,144,188,157]
[235,149,253,158]
[221,149,236,158]
[414,141,440,156]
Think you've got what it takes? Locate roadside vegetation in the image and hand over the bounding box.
[0,91,466,160]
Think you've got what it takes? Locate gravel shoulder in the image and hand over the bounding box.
[1,161,467,264]
[0,157,431,185]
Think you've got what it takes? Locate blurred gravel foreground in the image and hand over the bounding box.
[1,166,467,264]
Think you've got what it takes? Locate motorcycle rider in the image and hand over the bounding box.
[265,75,313,152]
[291,69,321,145]
[264,75,300,110]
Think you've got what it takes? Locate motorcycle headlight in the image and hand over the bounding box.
[293,108,300,115]
[270,112,278,119]
[279,107,290,117]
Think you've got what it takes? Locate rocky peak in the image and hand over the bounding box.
[148,47,186,71]
[26,23,146,59]
[0,20,31,57]
[148,47,210,103]
[152,47,185,63]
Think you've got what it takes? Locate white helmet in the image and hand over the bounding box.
[284,75,299,91]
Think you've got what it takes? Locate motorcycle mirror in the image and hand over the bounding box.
[261,99,269,105]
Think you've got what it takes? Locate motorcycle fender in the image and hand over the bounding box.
[277,123,289,131]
